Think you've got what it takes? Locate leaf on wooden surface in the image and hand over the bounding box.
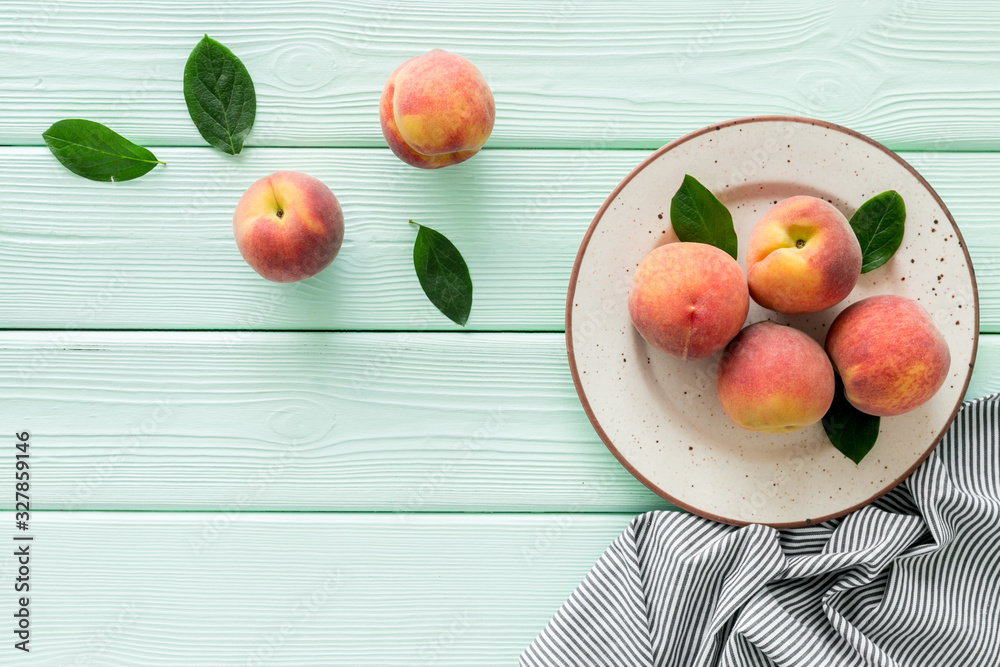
[410,221,473,326]
[41,119,163,182]
[183,34,256,155]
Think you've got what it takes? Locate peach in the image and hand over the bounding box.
[826,295,951,417]
[747,196,862,314]
[379,49,495,169]
[717,321,835,433]
[628,242,749,360]
[233,171,344,283]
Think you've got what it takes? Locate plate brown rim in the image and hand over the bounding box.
[564,114,980,528]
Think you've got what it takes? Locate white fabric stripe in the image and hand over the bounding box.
[521,394,1000,667]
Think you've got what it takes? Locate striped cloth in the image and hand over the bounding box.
[521,394,1000,667]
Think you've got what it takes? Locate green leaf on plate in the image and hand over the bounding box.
[849,190,906,273]
[670,174,738,259]
[41,119,164,182]
[183,34,256,154]
[822,375,881,464]
[410,221,473,326]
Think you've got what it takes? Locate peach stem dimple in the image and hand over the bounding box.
[267,180,285,221]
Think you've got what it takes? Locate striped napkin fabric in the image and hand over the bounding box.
[521,394,1000,667]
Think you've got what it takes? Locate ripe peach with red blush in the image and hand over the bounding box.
[826,295,951,417]
[233,171,344,283]
[379,49,495,169]
[747,196,862,314]
[716,321,835,433]
[628,242,749,360]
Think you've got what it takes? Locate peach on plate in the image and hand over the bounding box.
[379,49,495,169]
[826,295,951,417]
[746,196,862,314]
[233,171,344,283]
[716,321,835,433]
[628,242,749,360]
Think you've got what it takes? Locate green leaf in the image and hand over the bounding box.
[41,119,164,182]
[410,221,473,326]
[822,375,881,464]
[669,174,738,259]
[183,34,256,155]
[849,190,906,273]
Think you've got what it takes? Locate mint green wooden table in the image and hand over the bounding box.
[2,1,999,664]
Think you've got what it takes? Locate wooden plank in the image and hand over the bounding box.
[4,331,997,512]
[0,511,632,665]
[2,148,999,331]
[5,330,672,512]
[0,147,614,331]
[3,0,999,150]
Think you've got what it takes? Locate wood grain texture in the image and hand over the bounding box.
[0,511,633,666]
[2,148,999,331]
[4,330,997,512]
[4,330,672,512]
[2,0,999,149]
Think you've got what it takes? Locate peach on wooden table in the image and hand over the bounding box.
[379,49,495,169]
[233,171,344,283]
[716,321,835,433]
[628,242,749,360]
[826,295,951,417]
[747,196,862,314]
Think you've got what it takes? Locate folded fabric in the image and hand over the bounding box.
[521,394,1000,667]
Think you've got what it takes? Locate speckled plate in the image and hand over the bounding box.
[566,116,978,527]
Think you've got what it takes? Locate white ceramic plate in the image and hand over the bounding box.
[566,116,978,527]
